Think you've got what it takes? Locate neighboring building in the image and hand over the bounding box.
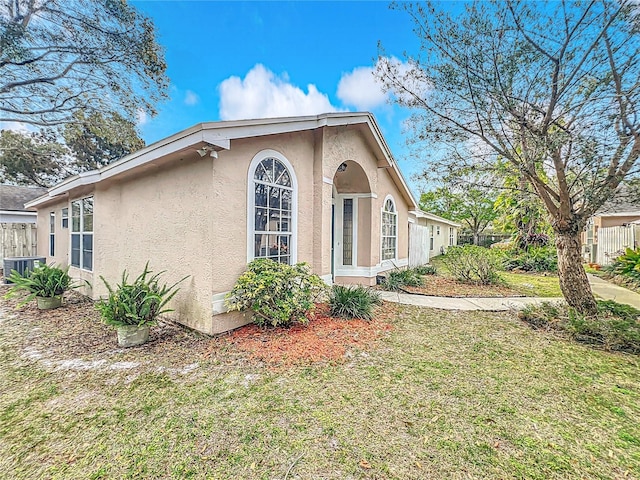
[1,185,47,259]
[583,191,640,263]
[0,184,47,223]
[27,113,427,335]
[411,210,460,257]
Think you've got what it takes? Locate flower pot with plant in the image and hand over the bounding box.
[96,263,187,348]
[5,264,81,309]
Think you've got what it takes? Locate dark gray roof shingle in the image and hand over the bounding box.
[0,184,48,211]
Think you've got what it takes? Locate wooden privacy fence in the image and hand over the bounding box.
[596,225,640,266]
[409,223,430,267]
[1,223,37,259]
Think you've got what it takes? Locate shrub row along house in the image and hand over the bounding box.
[26,113,458,334]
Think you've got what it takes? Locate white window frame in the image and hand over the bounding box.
[381,195,397,261]
[247,149,298,264]
[436,225,441,236]
[49,212,55,257]
[334,194,360,268]
[449,227,454,246]
[70,196,93,271]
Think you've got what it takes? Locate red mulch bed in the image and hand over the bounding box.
[213,303,397,367]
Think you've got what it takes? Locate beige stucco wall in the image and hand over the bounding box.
[34,123,417,335]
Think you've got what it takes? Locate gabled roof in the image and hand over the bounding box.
[25,112,418,210]
[595,185,640,216]
[410,209,461,228]
[0,184,48,211]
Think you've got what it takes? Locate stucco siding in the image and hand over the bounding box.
[94,156,217,333]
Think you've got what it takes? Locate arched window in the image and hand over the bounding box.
[381,197,397,261]
[248,151,297,264]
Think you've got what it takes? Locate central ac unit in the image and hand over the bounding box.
[3,256,46,283]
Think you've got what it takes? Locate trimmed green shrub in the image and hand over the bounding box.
[518,300,640,354]
[414,264,437,275]
[96,263,186,327]
[5,264,80,306]
[383,268,424,291]
[440,245,502,285]
[503,246,558,272]
[329,285,382,320]
[226,259,327,327]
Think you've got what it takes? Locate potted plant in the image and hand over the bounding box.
[5,264,80,309]
[96,263,187,347]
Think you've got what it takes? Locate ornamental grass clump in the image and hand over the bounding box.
[226,258,327,327]
[96,263,187,328]
[383,268,424,291]
[329,285,382,320]
[414,264,437,275]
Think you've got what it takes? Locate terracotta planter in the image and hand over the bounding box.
[116,325,150,348]
[36,295,62,310]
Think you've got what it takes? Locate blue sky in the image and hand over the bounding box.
[131,1,426,193]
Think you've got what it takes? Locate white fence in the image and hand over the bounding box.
[1,223,37,259]
[409,223,430,267]
[596,225,640,266]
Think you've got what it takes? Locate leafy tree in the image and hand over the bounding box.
[493,160,552,245]
[0,0,168,127]
[420,185,497,245]
[377,0,640,314]
[0,129,68,186]
[63,111,145,171]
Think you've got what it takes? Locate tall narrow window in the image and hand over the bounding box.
[49,212,55,257]
[252,156,294,264]
[429,225,434,250]
[449,227,454,246]
[381,197,397,261]
[61,207,69,229]
[71,197,93,271]
[342,198,353,265]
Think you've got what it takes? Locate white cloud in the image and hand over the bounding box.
[218,64,341,120]
[135,109,148,126]
[184,90,199,106]
[337,65,387,111]
[338,58,419,110]
[0,121,35,133]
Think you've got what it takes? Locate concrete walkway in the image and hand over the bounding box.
[378,274,640,311]
[587,274,640,309]
[377,291,562,311]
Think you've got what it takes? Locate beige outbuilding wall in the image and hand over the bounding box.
[33,118,416,334]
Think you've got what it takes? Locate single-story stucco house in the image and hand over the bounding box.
[412,210,460,257]
[26,112,453,334]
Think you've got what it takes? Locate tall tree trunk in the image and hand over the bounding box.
[555,231,597,315]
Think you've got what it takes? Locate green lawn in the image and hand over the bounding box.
[1,303,639,479]
[430,255,562,297]
[499,271,562,297]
